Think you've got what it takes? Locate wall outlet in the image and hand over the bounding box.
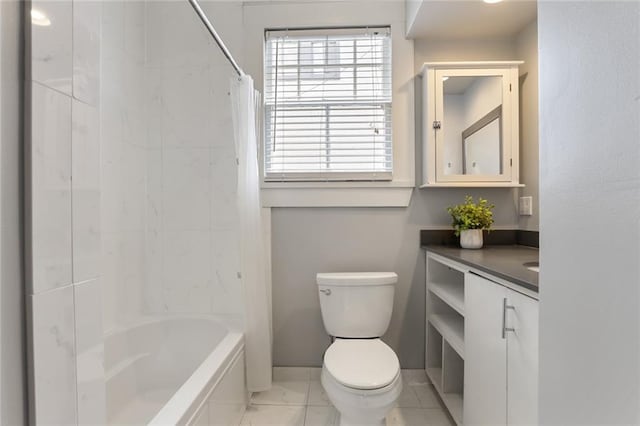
[519,196,533,216]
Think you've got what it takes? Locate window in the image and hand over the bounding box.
[264,27,392,182]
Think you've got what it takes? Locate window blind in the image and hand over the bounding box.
[264,27,392,181]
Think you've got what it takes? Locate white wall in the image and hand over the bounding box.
[27,0,104,423]
[516,19,539,231]
[0,1,27,424]
[538,2,640,424]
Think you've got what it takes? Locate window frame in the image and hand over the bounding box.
[262,26,393,183]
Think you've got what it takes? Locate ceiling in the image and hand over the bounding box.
[407,0,537,40]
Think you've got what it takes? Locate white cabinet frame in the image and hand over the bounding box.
[420,61,523,187]
[425,253,467,425]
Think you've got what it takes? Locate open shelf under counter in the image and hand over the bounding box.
[427,367,463,425]
[442,392,464,425]
[426,367,442,385]
[429,281,464,316]
[426,252,466,425]
[429,314,464,359]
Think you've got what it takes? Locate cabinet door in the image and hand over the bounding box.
[433,68,514,183]
[464,273,508,426]
[506,289,539,425]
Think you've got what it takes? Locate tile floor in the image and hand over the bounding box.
[239,368,455,426]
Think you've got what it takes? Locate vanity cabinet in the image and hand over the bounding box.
[425,252,538,425]
[464,273,538,426]
[420,62,523,187]
[463,273,507,425]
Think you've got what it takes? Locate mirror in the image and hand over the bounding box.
[441,75,503,176]
[463,106,502,175]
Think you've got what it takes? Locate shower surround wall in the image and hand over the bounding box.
[101,0,244,329]
[26,0,103,424]
[100,0,149,332]
[26,0,244,424]
[143,1,244,318]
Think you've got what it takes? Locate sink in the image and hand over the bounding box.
[523,261,539,273]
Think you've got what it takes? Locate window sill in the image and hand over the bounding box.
[260,181,414,207]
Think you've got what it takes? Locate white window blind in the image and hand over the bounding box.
[264,27,392,181]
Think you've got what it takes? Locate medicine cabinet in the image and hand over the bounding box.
[420,62,523,187]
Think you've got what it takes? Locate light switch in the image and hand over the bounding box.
[519,196,533,216]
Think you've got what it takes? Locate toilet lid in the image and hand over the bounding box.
[324,339,400,390]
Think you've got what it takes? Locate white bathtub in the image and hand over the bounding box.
[105,317,246,425]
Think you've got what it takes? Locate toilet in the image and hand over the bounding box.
[316,272,402,426]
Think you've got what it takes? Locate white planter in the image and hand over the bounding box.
[460,229,483,249]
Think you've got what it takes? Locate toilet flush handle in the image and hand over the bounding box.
[319,289,332,296]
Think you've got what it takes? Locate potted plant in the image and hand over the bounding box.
[447,196,495,249]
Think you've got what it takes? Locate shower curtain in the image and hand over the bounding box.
[230,75,272,392]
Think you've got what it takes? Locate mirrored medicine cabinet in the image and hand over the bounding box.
[420,61,524,187]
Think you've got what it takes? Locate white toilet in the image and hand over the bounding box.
[316,272,402,426]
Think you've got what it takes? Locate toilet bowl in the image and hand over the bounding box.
[321,338,402,426]
[316,272,401,426]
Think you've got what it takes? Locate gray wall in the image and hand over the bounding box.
[538,2,639,424]
[1,0,27,424]
[516,20,539,231]
[272,187,520,368]
[271,27,539,368]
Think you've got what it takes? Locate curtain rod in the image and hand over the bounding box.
[187,0,245,77]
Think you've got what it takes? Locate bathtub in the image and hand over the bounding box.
[105,317,246,425]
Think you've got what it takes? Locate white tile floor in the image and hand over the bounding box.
[239,368,455,426]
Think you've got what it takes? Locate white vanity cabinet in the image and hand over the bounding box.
[505,283,539,425]
[420,62,523,187]
[425,252,538,425]
[463,273,508,425]
[464,273,538,426]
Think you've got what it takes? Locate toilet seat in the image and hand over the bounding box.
[324,338,400,390]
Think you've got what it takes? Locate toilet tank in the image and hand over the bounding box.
[316,272,397,338]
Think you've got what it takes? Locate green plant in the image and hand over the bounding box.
[447,196,495,236]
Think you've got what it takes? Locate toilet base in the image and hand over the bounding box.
[321,367,401,426]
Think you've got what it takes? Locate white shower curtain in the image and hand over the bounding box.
[230,75,272,392]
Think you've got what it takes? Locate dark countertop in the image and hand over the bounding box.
[422,245,539,292]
